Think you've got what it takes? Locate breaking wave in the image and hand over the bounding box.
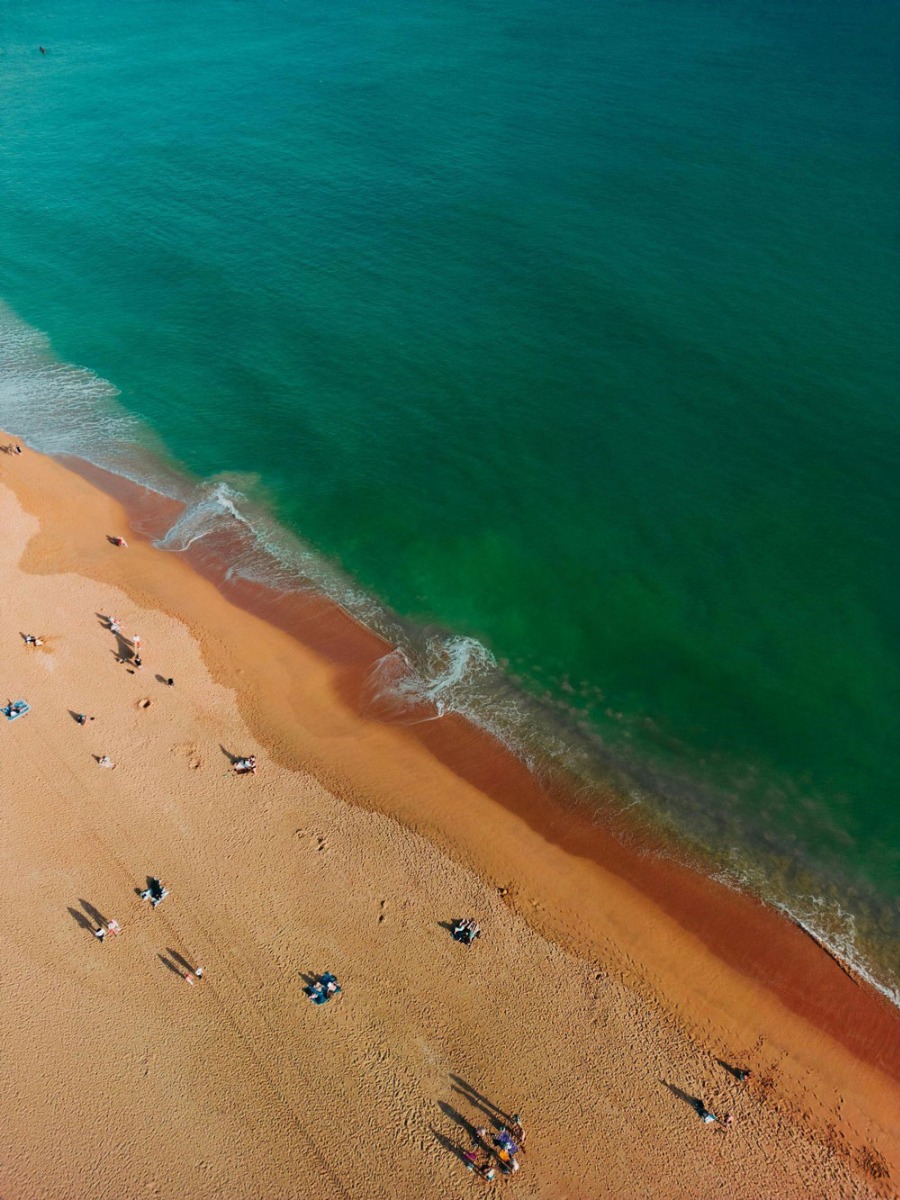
[2,297,898,1008]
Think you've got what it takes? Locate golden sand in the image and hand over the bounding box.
[0,442,897,1199]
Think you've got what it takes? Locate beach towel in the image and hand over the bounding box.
[3,699,30,721]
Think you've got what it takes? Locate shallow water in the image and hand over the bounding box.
[1,0,898,994]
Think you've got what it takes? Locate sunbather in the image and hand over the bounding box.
[139,878,168,907]
[307,972,341,1004]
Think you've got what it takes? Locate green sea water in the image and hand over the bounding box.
[1,1,898,990]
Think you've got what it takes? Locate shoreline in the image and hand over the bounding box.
[2,437,898,1196]
[61,454,900,1078]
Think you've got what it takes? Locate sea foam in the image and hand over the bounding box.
[2,297,898,1008]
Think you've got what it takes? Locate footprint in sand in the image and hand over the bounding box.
[378,899,388,924]
[170,742,202,770]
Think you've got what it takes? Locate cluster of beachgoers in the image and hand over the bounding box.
[2,443,896,1198]
[9,541,539,1183]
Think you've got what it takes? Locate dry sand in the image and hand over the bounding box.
[0,442,897,1199]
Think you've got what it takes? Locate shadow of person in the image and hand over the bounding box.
[167,948,194,974]
[429,1127,472,1169]
[449,1074,511,1127]
[661,1080,705,1115]
[159,953,185,979]
[80,898,108,927]
[68,906,96,934]
[437,920,456,934]
[437,1101,478,1142]
[716,1058,748,1080]
[219,744,240,765]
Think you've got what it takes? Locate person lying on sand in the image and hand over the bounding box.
[306,972,341,1004]
[451,918,481,946]
[139,878,168,907]
[97,755,115,769]
[23,634,44,647]
[111,536,128,548]
[233,755,257,775]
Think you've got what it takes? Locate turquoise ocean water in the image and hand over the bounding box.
[1,1,898,995]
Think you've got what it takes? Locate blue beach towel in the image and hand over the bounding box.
[2,699,30,721]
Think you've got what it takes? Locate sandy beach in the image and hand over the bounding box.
[0,439,897,1200]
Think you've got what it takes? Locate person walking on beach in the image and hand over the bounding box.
[92,925,107,942]
[106,919,122,937]
[74,713,95,726]
[111,536,128,548]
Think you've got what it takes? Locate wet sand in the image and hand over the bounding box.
[0,439,897,1199]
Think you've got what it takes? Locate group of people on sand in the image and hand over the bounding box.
[92,918,121,942]
[305,972,341,1005]
[92,881,204,984]
[108,617,144,669]
[462,1117,526,1181]
[451,918,481,947]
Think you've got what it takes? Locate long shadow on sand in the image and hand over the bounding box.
[449,1074,511,1129]
[430,1127,472,1170]
[662,1080,707,1117]
[158,953,187,980]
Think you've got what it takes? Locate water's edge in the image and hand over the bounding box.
[1,297,897,1008]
